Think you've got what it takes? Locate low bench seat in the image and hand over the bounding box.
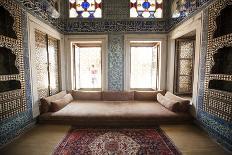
[39,91,193,126]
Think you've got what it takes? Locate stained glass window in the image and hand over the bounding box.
[69,0,102,18]
[172,0,197,18]
[130,0,163,18]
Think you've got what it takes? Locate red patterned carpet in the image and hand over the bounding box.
[53,127,181,155]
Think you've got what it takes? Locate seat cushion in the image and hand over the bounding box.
[157,93,180,112]
[50,94,74,112]
[102,91,134,101]
[40,91,67,113]
[134,90,165,101]
[72,91,102,100]
[165,92,190,112]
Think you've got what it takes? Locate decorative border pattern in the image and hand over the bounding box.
[64,20,168,33]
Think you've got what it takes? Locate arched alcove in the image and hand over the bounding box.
[210,46,232,75]
[0,5,17,39]
[0,80,21,93]
[0,47,19,75]
[208,80,232,93]
[213,5,232,38]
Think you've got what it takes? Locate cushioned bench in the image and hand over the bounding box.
[39,91,192,126]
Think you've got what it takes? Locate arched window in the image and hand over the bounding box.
[69,0,102,18]
[130,0,163,18]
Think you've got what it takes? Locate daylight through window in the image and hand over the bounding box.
[73,45,102,89]
[130,0,163,18]
[130,42,160,90]
[69,0,102,18]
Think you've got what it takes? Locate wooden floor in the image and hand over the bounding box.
[0,124,230,155]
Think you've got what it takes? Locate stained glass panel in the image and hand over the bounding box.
[130,0,163,18]
[69,0,102,18]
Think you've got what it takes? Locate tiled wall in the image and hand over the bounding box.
[108,34,124,91]
[0,7,33,147]
[197,7,232,151]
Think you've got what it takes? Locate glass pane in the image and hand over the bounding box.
[131,47,153,88]
[130,0,163,18]
[69,0,102,18]
[78,47,101,88]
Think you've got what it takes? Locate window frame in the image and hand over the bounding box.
[130,0,164,18]
[68,0,102,18]
[174,39,195,95]
[73,43,102,90]
[65,35,108,91]
[129,43,159,90]
[124,34,167,91]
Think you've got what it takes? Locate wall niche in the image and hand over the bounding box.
[0,80,21,93]
[208,80,232,93]
[0,47,19,75]
[213,4,232,38]
[0,5,17,39]
[210,46,232,75]
[202,0,232,125]
[0,0,27,123]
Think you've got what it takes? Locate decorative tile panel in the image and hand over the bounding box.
[202,0,232,123]
[64,20,168,33]
[197,1,232,151]
[0,0,33,148]
[103,0,129,19]
[108,34,124,91]
[0,0,26,122]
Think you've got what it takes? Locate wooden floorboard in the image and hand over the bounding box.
[0,124,230,155]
